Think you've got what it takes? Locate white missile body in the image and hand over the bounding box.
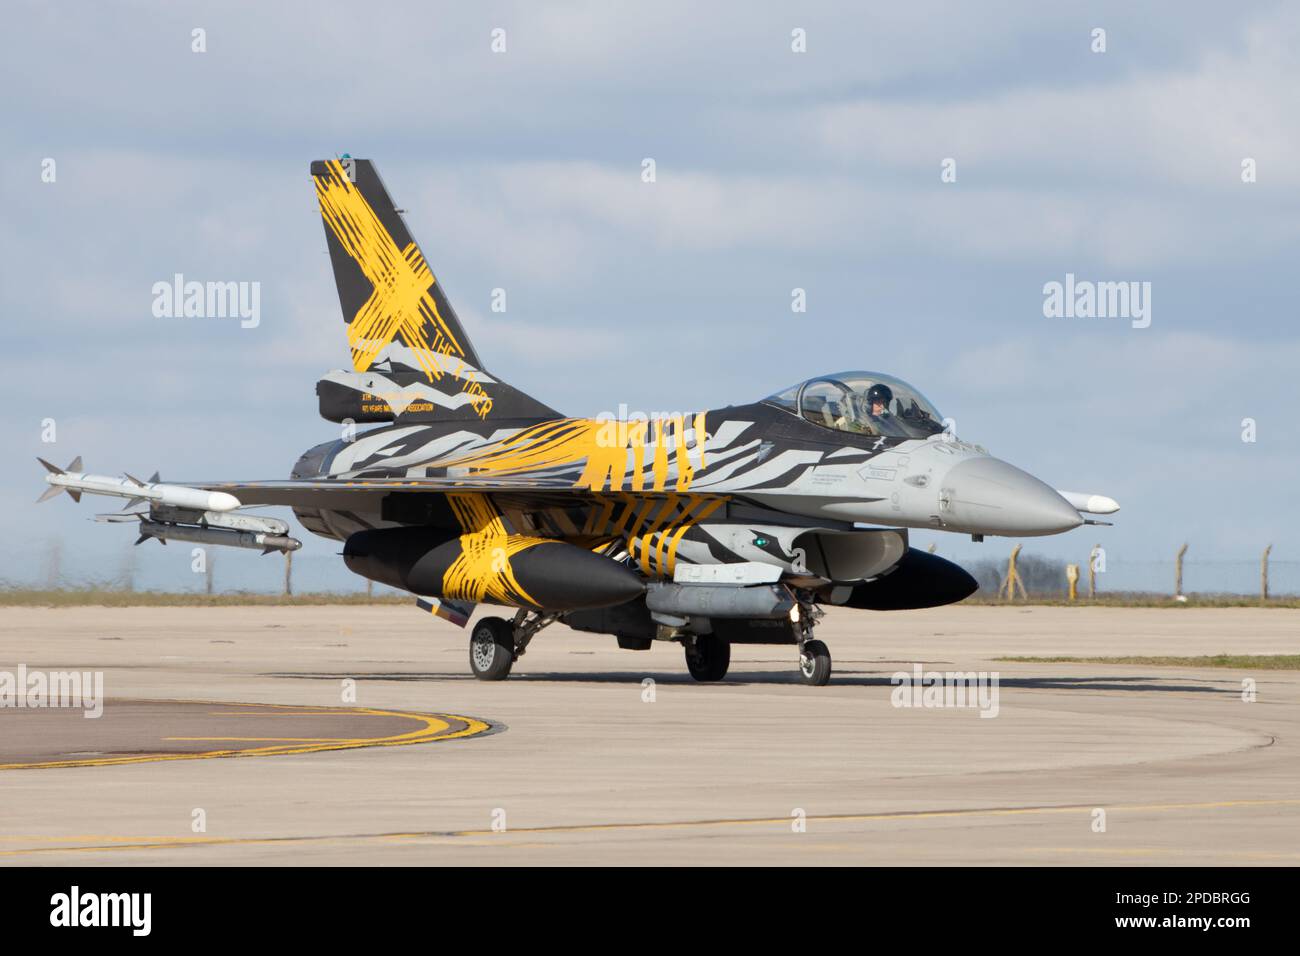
[39,460,241,512]
[1055,490,1121,515]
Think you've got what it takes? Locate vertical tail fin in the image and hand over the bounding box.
[310,158,558,423]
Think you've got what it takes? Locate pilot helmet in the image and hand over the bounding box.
[866,383,894,410]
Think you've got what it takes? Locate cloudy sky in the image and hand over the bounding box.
[3,1,1297,592]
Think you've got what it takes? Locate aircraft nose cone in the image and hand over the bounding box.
[942,458,1083,536]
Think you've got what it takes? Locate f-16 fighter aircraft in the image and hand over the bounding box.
[38,159,1119,685]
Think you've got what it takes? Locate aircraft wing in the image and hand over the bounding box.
[186,476,718,510]
[38,458,729,515]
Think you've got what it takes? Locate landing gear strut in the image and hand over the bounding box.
[468,610,559,681]
[794,596,831,686]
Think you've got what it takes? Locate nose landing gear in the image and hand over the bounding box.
[794,597,831,686]
[798,639,832,685]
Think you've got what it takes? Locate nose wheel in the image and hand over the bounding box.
[793,595,831,685]
[798,639,832,686]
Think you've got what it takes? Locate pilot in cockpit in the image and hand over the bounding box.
[866,383,892,418]
[861,383,897,434]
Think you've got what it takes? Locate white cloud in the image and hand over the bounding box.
[814,5,1300,192]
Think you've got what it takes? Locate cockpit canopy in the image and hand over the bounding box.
[764,371,947,440]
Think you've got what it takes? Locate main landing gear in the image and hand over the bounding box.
[468,610,558,681]
[684,633,730,682]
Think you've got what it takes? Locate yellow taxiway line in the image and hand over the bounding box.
[0,700,491,771]
[1,797,1297,858]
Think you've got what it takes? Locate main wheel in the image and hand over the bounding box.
[469,616,515,681]
[798,639,832,686]
[685,634,730,682]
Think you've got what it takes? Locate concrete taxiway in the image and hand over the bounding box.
[0,604,1296,865]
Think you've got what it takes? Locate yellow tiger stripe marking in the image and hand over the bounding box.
[443,493,540,606]
[648,419,667,490]
[583,498,615,536]
[428,413,710,493]
[693,411,708,469]
[314,159,464,381]
[642,495,680,576]
[665,496,725,575]
[609,495,640,536]
[670,414,692,490]
[629,419,647,491]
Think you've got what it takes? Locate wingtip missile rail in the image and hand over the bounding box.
[36,457,241,512]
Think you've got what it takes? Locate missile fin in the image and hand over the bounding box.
[121,496,146,511]
[134,534,148,546]
[67,456,82,473]
[36,457,64,475]
[149,471,161,484]
[68,490,82,503]
[36,485,64,503]
[123,472,146,487]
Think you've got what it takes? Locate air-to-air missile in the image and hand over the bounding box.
[39,456,300,554]
[133,518,300,554]
[37,457,241,512]
[94,508,301,554]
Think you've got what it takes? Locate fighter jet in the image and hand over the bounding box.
[38,159,1118,685]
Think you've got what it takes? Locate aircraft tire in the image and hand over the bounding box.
[469,616,515,681]
[798,639,832,686]
[685,634,730,682]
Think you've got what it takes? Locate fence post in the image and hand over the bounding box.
[1088,544,1100,598]
[998,544,1027,601]
[283,550,293,597]
[1066,564,1079,602]
[45,539,65,590]
[205,552,214,595]
[1261,544,1272,603]
[1174,543,1188,599]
